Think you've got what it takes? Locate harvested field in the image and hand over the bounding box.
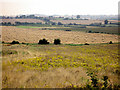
[2,26,119,44]
[51,20,104,25]
[0,19,45,24]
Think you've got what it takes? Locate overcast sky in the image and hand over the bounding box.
[0,0,119,16]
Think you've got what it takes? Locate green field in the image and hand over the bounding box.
[2,43,120,88]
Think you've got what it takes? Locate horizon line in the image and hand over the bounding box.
[0,14,118,16]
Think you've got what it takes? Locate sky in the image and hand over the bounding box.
[0,0,119,16]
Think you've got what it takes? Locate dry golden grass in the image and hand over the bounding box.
[2,26,119,44]
[2,44,89,88]
[2,44,120,88]
[2,66,88,88]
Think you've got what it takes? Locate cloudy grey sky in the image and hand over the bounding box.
[0,0,119,16]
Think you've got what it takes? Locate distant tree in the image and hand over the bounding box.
[84,43,89,45]
[54,39,61,45]
[6,16,10,19]
[1,22,4,25]
[2,16,6,19]
[109,41,113,44]
[2,22,7,26]
[68,23,73,25]
[29,15,35,18]
[58,22,63,25]
[51,22,56,25]
[15,16,19,19]
[88,31,92,33]
[21,15,26,18]
[43,18,50,22]
[49,16,53,19]
[2,41,5,43]
[38,38,49,44]
[7,22,11,26]
[73,23,77,25]
[45,22,48,25]
[59,16,64,18]
[15,22,21,25]
[77,15,80,19]
[64,18,69,20]
[11,41,19,44]
[36,22,42,25]
[65,30,71,31]
[104,20,108,24]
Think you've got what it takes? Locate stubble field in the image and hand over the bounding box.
[2,26,119,44]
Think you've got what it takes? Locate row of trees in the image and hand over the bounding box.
[0,20,116,26]
[10,38,61,45]
[38,38,61,44]
[0,15,81,20]
[0,21,80,26]
[8,39,113,45]
[0,22,42,26]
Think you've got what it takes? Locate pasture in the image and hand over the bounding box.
[2,43,120,88]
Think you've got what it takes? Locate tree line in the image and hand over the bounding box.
[9,38,61,45]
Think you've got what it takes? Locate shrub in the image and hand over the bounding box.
[84,43,89,45]
[2,41,5,43]
[109,41,113,44]
[86,72,98,87]
[38,38,49,44]
[22,42,25,44]
[11,40,19,44]
[54,39,61,45]
[65,30,71,31]
[103,76,108,88]
[88,31,92,33]
[58,22,63,25]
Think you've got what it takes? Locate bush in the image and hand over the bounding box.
[58,22,63,25]
[84,43,89,45]
[11,41,19,44]
[54,39,61,45]
[103,76,108,88]
[88,31,92,33]
[38,38,49,44]
[109,41,113,44]
[22,42,25,44]
[65,30,71,31]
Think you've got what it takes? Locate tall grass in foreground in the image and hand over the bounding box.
[2,44,120,88]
